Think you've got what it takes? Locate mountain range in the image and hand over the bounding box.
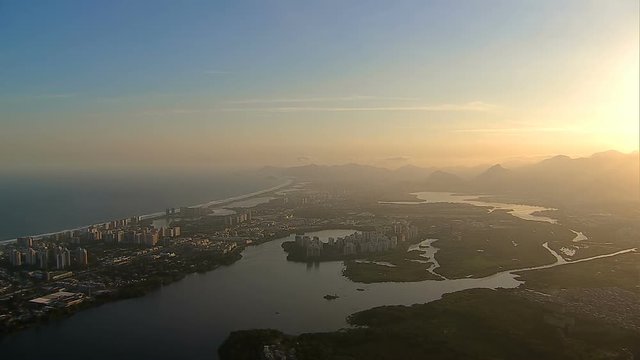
[259,150,640,205]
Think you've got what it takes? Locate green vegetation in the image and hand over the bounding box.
[517,252,640,294]
[283,235,442,283]
[219,288,640,360]
[433,212,575,278]
[343,247,440,283]
[219,329,291,360]
[343,259,439,283]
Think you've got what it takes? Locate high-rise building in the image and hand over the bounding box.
[9,249,22,266]
[55,247,71,269]
[25,248,38,266]
[37,248,49,269]
[144,230,159,246]
[104,232,115,243]
[89,231,102,241]
[163,227,181,238]
[74,247,88,266]
[408,225,419,241]
[16,237,33,248]
[134,232,144,244]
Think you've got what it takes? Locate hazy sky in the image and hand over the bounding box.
[1,0,638,169]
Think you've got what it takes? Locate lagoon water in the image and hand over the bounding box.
[1,229,526,360]
[2,191,632,359]
[382,191,558,224]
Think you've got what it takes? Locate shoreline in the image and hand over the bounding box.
[0,178,294,245]
[0,248,245,338]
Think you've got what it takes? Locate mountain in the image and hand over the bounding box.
[515,151,639,204]
[258,150,639,204]
[468,151,639,204]
[475,164,510,180]
[424,170,465,191]
[473,164,514,192]
[393,165,436,179]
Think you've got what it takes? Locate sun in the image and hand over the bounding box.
[594,47,640,151]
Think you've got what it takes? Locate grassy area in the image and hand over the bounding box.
[343,203,586,281]
[517,252,640,294]
[219,198,640,359]
[219,288,640,360]
[343,260,440,283]
[342,243,442,283]
[434,214,574,278]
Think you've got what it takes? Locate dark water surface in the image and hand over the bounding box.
[4,192,620,359]
[0,171,277,241]
[1,229,525,360]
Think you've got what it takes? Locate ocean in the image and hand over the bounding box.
[0,169,279,241]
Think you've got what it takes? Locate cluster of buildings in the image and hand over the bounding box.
[261,344,297,360]
[62,225,180,248]
[291,222,421,259]
[29,291,86,309]
[392,222,420,243]
[6,213,185,270]
[42,215,181,248]
[295,231,399,258]
[100,226,180,247]
[8,237,88,270]
[224,211,252,226]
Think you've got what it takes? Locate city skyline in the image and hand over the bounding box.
[1,0,638,169]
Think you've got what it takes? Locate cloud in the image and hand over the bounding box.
[34,93,76,99]
[453,127,585,134]
[384,156,410,162]
[204,70,229,75]
[0,93,77,102]
[297,156,311,162]
[119,100,500,118]
[219,101,499,113]
[8,93,77,100]
[170,109,203,114]
[225,95,419,104]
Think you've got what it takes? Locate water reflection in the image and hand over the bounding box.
[381,191,558,224]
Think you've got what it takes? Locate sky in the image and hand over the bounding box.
[1,0,638,170]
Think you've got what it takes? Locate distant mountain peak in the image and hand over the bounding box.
[396,164,421,170]
[474,164,511,184]
[591,150,625,159]
[486,164,508,173]
[430,169,446,175]
[539,155,572,165]
[424,170,464,190]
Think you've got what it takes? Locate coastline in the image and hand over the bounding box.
[0,247,245,338]
[0,178,293,245]
[0,179,294,338]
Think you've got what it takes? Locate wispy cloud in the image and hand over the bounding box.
[204,70,229,75]
[384,156,410,162]
[138,108,203,116]
[131,100,500,117]
[453,126,585,134]
[225,95,418,104]
[219,101,499,113]
[1,93,77,100]
[33,93,77,99]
